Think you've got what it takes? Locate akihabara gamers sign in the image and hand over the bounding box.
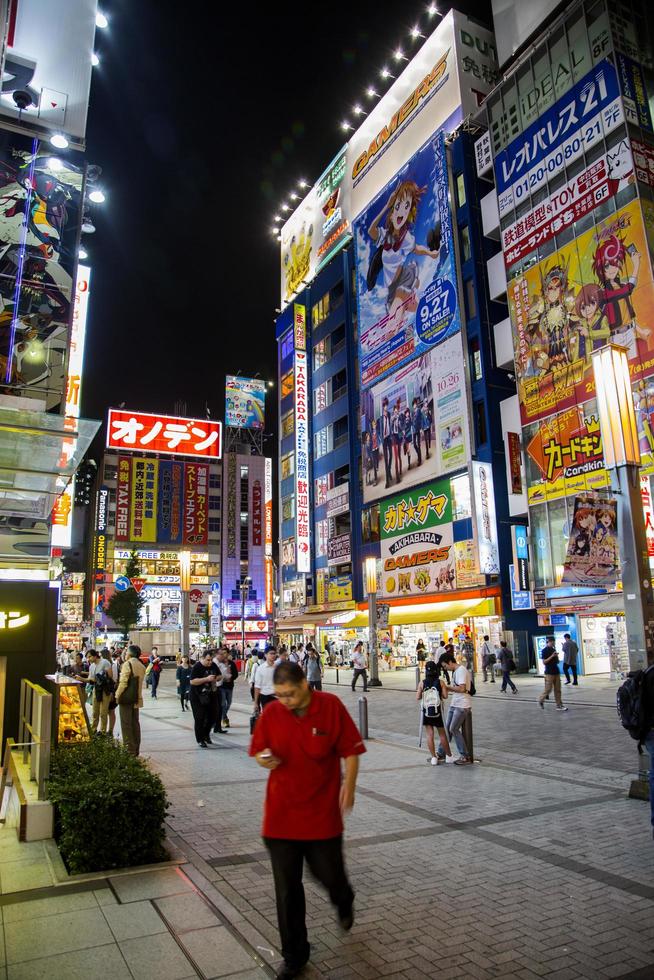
[107,410,222,460]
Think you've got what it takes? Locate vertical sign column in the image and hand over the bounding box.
[293,304,311,573]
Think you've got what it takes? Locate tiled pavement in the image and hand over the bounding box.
[1,671,653,978]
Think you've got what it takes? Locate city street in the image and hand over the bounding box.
[131,671,654,979]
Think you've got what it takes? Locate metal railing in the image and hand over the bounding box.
[17,680,53,801]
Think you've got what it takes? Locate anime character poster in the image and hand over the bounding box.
[562,494,619,586]
[0,134,83,409]
[354,130,460,388]
[508,199,654,427]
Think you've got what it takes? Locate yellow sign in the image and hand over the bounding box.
[0,611,30,629]
[130,457,159,542]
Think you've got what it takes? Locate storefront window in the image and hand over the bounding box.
[548,497,569,585]
[281,411,294,437]
[451,474,472,520]
[281,369,294,398]
[281,452,294,480]
[316,519,329,558]
[530,502,553,587]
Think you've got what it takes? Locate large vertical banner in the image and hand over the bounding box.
[183,462,208,546]
[226,453,236,558]
[115,456,131,542]
[130,458,158,543]
[379,478,455,599]
[294,341,310,573]
[354,131,460,388]
[264,457,273,614]
[472,461,500,574]
[157,460,184,545]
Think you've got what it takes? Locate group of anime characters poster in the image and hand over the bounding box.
[354,130,460,390]
[508,199,654,427]
[0,136,83,408]
[562,494,619,587]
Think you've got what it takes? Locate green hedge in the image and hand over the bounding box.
[49,737,169,874]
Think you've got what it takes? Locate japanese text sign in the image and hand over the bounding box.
[294,349,310,572]
[107,409,222,460]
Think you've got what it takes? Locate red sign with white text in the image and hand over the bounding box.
[183,463,208,545]
[107,409,222,459]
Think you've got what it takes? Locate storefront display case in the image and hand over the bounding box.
[47,676,91,746]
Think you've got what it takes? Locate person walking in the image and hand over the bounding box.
[254,647,279,713]
[498,641,518,694]
[306,648,323,691]
[351,641,368,692]
[250,661,365,979]
[217,648,239,729]
[150,654,162,698]
[190,651,219,747]
[562,633,579,686]
[481,635,495,683]
[176,655,192,711]
[115,645,147,756]
[416,660,451,765]
[438,652,473,765]
[247,651,264,701]
[538,636,568,711]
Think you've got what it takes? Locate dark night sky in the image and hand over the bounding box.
[81,0,492,433]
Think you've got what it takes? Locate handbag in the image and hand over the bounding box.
[116,661,139,706]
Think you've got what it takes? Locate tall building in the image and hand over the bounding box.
[274,10,538,663]
[479,0,654,674]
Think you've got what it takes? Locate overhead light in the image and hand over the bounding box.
[277,236,281,242]
[298,179,308,189]
[271,227,278,234]
[290,192,299,200]
[394,48,406,61]
[281,203,290,212]
[353,104,364,116]
[341,120,352,131]
[366,86,378,98]
[78,248,88,260]
[81,218,96,234]
[267,380,275,388]
[91,52,99,66]
[96,11,108,28]
[88,189,105,203]
[273,214,282,222]
[380,67,394,79]
[50,133,68,149]
[427,2,439,15]
[410,26,424,39]
[48,157,63,171]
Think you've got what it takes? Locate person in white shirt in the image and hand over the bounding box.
[254,648,278,711]
[76,650,113,733]
[441,653,473,765]
[351,641,368,692]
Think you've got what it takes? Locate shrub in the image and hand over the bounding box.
[49,736,169,874]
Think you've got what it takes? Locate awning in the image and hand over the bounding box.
[323,596,497,629]
[577,594,624,615]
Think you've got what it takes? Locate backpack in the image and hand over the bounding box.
[422,684,441,717]
[617,665,654,749]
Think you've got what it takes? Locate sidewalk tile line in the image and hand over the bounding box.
[0,876,111,908]
[150,894,206,979]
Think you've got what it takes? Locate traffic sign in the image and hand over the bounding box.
[130,577,146,593]
[115,575,131,592]
[211,582,221,595]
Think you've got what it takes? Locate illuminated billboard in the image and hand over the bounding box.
[0,0,97,142]
[107,409,222,459]
[225,376,266,430]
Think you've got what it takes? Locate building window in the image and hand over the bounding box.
[208,518,221,533]
[456,172,466,208]
[314,425,333,460]
[316,519,329,558]
[282,496,295,521]
[312,291,330,327]
[281,369,294,398]
[209,474,221,489]
[281,330,293,362]
[314,472,334,506]
[103,464,117,482]
[313,337,329,371]
[474,400,488,446]
[281,452,294,480]
[331,367,347,402]
[460,225,471,263]
[362,505,380,544]
[208,495,221,511]
[281,410,294,438]
[469,338,482,381]
[331,323,346,355]
[334,415,348,448]
[451,474,472,520]
[314,380,329,414]
[334,463,349,485]
[465,278,477,320]
[330,280,344,310]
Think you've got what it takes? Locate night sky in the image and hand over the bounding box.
[81,0,492,437]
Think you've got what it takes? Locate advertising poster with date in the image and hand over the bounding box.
[354,131,460,389]
[507,199,654,427]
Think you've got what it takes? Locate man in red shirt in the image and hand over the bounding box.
[250,661,365,979]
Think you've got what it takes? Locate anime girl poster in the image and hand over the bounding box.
[508,198,654,427]
[562,494,619,586]
[354,130,461,389]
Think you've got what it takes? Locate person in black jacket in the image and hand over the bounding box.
[176,655,192,711]
[190,651,218,748]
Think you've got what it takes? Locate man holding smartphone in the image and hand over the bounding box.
[189,650,219,747]
[250,661,365,979]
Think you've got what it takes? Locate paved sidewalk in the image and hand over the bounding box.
[0,671,651,979]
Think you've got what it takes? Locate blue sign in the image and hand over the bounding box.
[509,564,532,611]
[211,582,221,595]
[616,53,653,133]
[494,60,623,214]
[115,575,130,592]
[157,460,184,545]
[550,614,569,626]
[416,278,457,346]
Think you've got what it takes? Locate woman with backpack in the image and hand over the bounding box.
[416,660,451,766]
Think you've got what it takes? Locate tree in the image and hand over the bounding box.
[106,551,146,641]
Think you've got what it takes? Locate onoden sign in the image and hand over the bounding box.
[380,478,454,599]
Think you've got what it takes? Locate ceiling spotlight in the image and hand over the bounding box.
[91,52,99,66]
[78,248,88,260]
[281,203,290,212]
[50,133,69,149]
[277,236,281,243]
[394,48,406,61]
[88,189,105,203]
[410,26,424,39]
[96,11,108,28]
[340,120,353,131]
[353,104,364,116]
[380,67,394,79]
[81,218,96,234]
[427,2,439,15]
[273,215,282,222]
[366,86,378,98]
[290,192,299,200]
[298,179,308,189]
[48,157,63,171]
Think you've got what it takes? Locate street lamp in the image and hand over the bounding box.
[592,343,654,798]
[363,558,382,687]
[179,550,191,658]
[240,576,252,657]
